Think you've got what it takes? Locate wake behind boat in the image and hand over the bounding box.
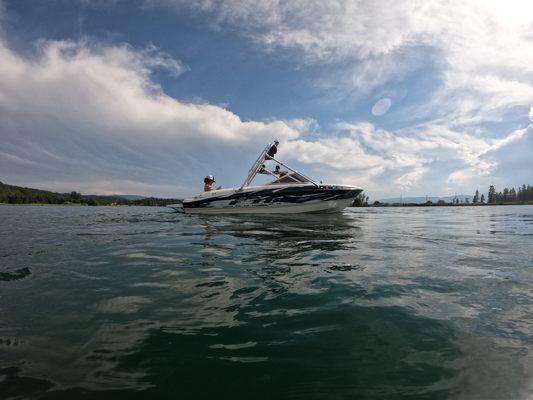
[169,141,363,214]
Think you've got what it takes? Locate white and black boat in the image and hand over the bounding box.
[169,141,363,214]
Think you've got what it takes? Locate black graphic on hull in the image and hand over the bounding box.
[183,187,362,209]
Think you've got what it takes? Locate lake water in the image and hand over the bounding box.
[0,205,532,399]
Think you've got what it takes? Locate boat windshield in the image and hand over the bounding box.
[267,172,312,185]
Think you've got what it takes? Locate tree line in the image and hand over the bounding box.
[0,181,181,206]
[452,184,533,205]
[363,183,533,207]
[487,184,533,204]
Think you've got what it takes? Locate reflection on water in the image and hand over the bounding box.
[0,205,532,399]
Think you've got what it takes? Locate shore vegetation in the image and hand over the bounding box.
[0,181,181,206]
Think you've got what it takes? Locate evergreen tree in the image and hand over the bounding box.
[503,188,509,202]
[473,189,480,204]
[509,187,517,202]
[480,193,485,203]
[488,185,496,203]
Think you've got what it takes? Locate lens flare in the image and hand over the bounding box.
[371,97,392,116]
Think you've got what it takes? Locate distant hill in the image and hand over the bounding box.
[0,181,180,206]
[116,195,146,200]
[0,181,71,204]
[378,195,477,204]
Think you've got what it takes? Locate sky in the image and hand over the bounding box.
[0,0,532,199]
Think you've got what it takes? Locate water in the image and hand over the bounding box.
[0,205,532,399]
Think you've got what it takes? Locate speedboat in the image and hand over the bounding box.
[168,140,363,214]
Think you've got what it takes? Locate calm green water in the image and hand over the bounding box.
[0,205,532,399]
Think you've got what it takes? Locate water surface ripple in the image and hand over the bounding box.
[0,205,532,399]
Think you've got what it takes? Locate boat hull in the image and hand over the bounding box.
[176,185,362,214]
[180,198,354,214]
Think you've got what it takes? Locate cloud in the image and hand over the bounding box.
[1,32,525,199]
[176,0,424,61]
[161,0,533,195]
[394,167,428,190]
[1,2,531,198]
[279,121,530,196]
[159,0,533,125]
[0,38,303,196]
[480,126,533,188]
[138,43,188,77]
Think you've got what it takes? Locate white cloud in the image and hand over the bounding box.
[0,32,487,199]
[279,121,530,197]
[0,38,304,196]
[1,1,532,198]
[160,0,533,125]
[394,167,428,190]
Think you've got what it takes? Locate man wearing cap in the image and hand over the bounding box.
[204,175,221,192]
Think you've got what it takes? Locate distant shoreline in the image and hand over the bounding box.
[2,202,532,208]
[0,181,182,207]
[2,181,532,208]
[0,202,169,207]
[363,202,533,208]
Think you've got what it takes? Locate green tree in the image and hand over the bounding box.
[509,187,517,202]
[488,185,496,203]
[502,188,510,202]
[352,192,367,207]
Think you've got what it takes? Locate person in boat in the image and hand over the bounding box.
[204,175,221,191]
[274,165,288,176]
